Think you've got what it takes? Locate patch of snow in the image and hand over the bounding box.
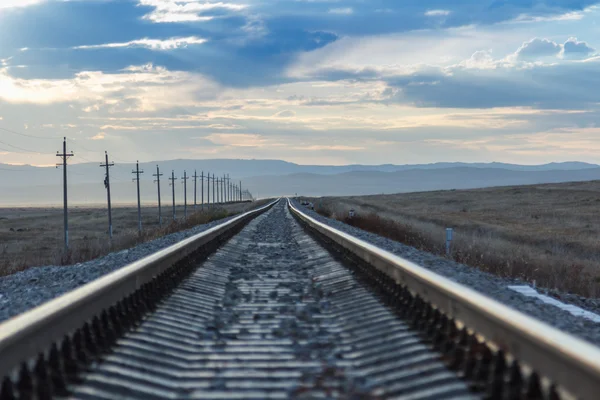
[509,285,600,323]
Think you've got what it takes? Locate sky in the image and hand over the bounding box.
[0,0,599,166]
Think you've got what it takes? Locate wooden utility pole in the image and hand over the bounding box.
[201,171,204,210]
[221,175,225,204]
[132,161,144,234]
[182,171,189,219]
[212,173,216,206]
[215,177,219,204]
[153,165,163,225]
[219,177,222,204]
[169,171,177,221]
[100,151,114,239]
[193,170,198,212]
[56,137,74,251]
[223,174,229,203]
[240,181,242,202]
[206,171,210,209]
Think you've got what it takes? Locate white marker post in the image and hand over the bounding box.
[445,228,453,256]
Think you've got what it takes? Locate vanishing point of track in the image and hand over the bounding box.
[1,199,600,399]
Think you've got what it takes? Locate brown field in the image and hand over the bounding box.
[0,201,268,276]
[306,180,600,298]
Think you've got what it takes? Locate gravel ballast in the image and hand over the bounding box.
[291,200,600,347]
[3,198,600,348]
[0,205,263,323]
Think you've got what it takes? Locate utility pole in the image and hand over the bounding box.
[227,174,231,203]
[201,171,204,210]
[193,170,198,212]
[100,151,114,239]
[212,173,216,206]
[222,175,225,205]
[132,161,144,234]
[219,177,223,204]
[224,174,229,203]
[153,166,163,225]
[182,171,189,219]
[169,171,177,221]
[216,177,220,204]
[56,137,74,252]
[206,171,210,209]
[240,181,242,202]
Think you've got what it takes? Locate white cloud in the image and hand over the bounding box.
[561,37,595,59]
[205,133,272,147]
[459,49,500,69]
[274,110,296,118]
[425,9,450,17]
[329,8,353,15]
[74,36,207,50]
[0,0,43,10]
[0,63,220,111]
[514,38,561,60]
[91,132,105,140]
[138,0,247,23]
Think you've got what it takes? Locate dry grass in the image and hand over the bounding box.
[0,201,268,276]
[305,180,600,298]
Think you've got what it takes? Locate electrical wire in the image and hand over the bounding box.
[0,126,56,140]
[0,138,41,154]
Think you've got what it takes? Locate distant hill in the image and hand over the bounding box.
[0,159,599,205]
[243,167,600,198]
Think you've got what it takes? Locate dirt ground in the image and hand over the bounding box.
[307,180,600,296]
[0,201,264,273]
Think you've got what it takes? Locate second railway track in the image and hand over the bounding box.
[1,199,600,399]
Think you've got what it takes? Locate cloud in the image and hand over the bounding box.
[329,8,353,15]
[386,57,600,109]
[561,37,595,59]
[74,36,207,51]
[515,38,561,59]
[458,50,503,69]
[425,10,450,17]
[0,63,220,110]
[91,132,105,140]
[274,110,296,118]
[0,0,43,10]
[204,133,273,147]
[138,0,247,23]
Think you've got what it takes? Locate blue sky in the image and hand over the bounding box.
[0,0,599,166]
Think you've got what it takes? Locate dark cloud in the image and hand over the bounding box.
[1,0,599,89]
[386,59,600,109]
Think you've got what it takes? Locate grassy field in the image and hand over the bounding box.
[305,181,600,297]
[0,201,265,275]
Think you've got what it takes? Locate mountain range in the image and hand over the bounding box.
[0,160,598,206]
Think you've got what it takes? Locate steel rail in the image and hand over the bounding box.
[288,198,600,400]
[0,199,279,379]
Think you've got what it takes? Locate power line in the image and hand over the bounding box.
[0,126,56,140]
[0,138,41,154]
[69,138,98,153]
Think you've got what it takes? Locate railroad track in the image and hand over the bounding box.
[1,199,600,399]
